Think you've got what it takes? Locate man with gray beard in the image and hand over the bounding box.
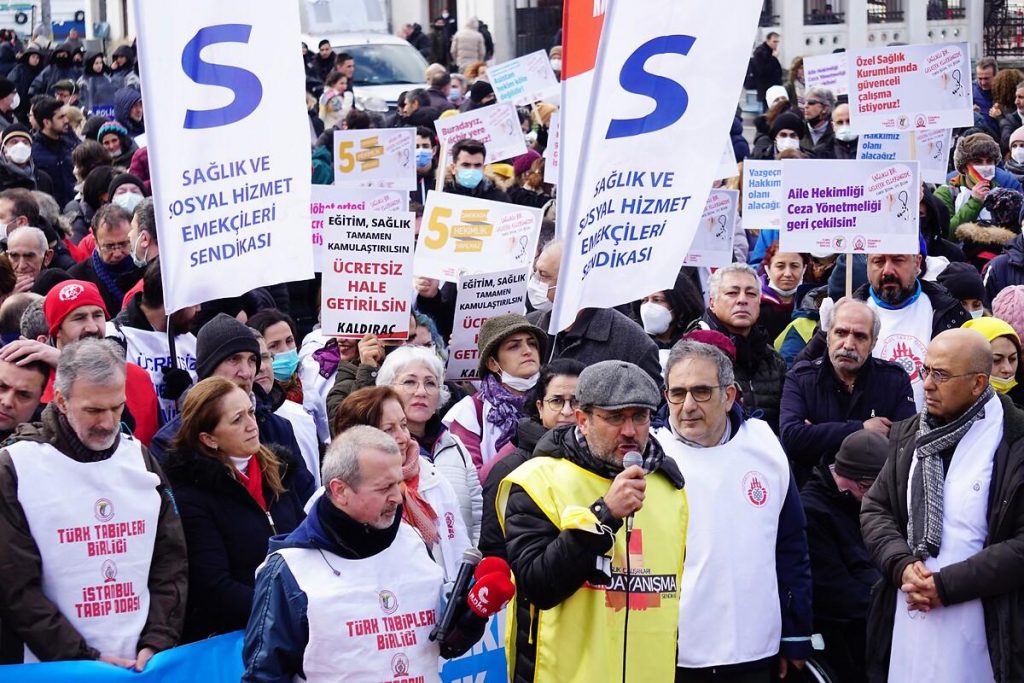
[780,298,917,484]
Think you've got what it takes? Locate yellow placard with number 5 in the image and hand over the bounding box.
[423,207,452,249]
[336,140,355,174]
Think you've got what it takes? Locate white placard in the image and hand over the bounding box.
[848,42,972,133]
[414,192,541,283]
[743,161,784,232]
[321,210,415,340]
[804,52,849,97]
[446,267,529,381]
[780,159,920,254]
[434,103,528,164]
[684,189,737,267]
[543,111,560,185]
[333,128,415,190]
[857,129,952,184]
[489,50,560,107]
[311,186,409,272]
[135,0,313,311]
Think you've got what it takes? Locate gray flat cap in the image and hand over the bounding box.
[575,360,660,412]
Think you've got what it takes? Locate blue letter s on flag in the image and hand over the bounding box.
[181,24,263,130]
[605,35,695,140]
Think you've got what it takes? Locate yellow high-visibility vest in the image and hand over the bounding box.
[497,456,687,682]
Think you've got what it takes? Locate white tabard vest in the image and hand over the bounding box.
[889,394,1002,682]
[275,400,321,488]
[277,523,444,682]
[8,437,160,662]
[657,418,790,667]
[867,294,933,410]
[107,322,198,424]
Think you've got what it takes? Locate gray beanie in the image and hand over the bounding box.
[477,313,547,378]
[575,360,660,412]
[834,430,889,481]
[195,312,261,380]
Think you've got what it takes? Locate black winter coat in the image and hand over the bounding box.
[30,131,77,208]
[861,393,1024,682]
[164,445,308,641]
[501,424,684,683]
[780,354,916,484]
[479,417,547,560]
[984,233,1024,304]
[690,312,788,433]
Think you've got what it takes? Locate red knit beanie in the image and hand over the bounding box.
[43,280,109,338]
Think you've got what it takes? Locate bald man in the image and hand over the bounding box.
[861,329,1024,681]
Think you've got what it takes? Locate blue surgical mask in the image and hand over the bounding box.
[272,348,299,381]
[415,148,433,169]
[448,88,461,102]
[456,168,483,189]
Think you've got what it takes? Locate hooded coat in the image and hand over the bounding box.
[77,50,117,114]
[28,43,81,97]
[114,87,144,138]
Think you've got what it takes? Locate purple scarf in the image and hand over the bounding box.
[478,374,527,452]
[311,339,342,378]
[91,250,134,303]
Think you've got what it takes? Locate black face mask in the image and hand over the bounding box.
[54,54,71,67]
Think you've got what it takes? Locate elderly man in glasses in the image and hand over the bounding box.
[862,328,1024,681]
[655,340,813,682]
[497,360,687,683]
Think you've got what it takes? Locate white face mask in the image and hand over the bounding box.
[527,274,554,311]
[6,141,30,164]
[113,191,144,212]
[550,58,562,72]
[970,308,985,319]
[974,164,996,181]
[834,125,856,142]
[1012,147,1024,164]
[501,369,540,392]
[9,93,19,111]
[776,137,800,153]
[639,301,673,335]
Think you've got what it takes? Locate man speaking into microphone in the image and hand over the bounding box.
[497,360,688,683]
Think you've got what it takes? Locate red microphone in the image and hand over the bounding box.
[474,556,511,582]
[466,572,515,617]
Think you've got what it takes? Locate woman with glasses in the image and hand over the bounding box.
[479,358,584,558]
[165,377,308,641]
[333,386,470,580]
[376,345,481,543]
[442,314,547,475]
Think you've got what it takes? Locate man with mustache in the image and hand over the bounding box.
[0,279,159,444]
[0,338,187,667]
[498,360,687,682]
[780,298,916,485]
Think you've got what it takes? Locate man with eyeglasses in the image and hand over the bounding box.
[862,328,1024,681]
[801,429,887,681]
[780,298,916,485]
[497,360,686,682]
[655,340,812,682]
[68,204,144,316]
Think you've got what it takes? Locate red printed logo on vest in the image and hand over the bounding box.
[742,471,769,507]
[58,283,85,301]
[391,652,410,676]
[880,334,926,382]
[444,511,456,540]
[94,498,115,522]
[378,590,398,614]
[101,559,117,582]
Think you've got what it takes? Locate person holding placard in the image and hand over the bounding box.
[935,133,1023,233]
[443,314,546,474]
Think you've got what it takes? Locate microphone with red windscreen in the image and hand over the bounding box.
[466,570,516,617]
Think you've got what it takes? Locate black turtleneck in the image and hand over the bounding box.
[316,494,402,560]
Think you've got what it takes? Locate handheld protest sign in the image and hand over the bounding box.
[489,50,560,107]
[311,187,408,272]
[333,128,416,190]
[446,267,529,381]
[321,210,415,340]
[848,42,972,133]
[742,161,783,232]
[434,103,528,164]
[684,189,738,267]
[414,192,542,283]
[856,129,951,184]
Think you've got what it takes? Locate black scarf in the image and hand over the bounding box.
[315,494,402,560]
[54,409,120,463]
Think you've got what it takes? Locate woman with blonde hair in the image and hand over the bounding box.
[165,376,310,641]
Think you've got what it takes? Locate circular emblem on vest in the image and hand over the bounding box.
[742,471,769,508]
[94,498,115,522]
[58,283,85,301]
[378,589,398,614]
[392,652,410,677]
[101,559,118,582]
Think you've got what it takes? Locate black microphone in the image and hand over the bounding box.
[622,451,645,536]
[429,547,482,643]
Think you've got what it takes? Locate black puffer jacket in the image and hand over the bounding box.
[501,424,685,683]
[861,393,1024,682]
[689,312,788,433]
[479,417,548,559]
[164,444,308,642]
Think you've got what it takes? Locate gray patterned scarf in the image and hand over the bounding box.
[908,385,994,559]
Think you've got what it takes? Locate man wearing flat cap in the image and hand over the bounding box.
[654,340,812,681]
[497,360,687,683]
[801,429,888,681]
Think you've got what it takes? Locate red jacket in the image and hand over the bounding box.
[41,362,160,446]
